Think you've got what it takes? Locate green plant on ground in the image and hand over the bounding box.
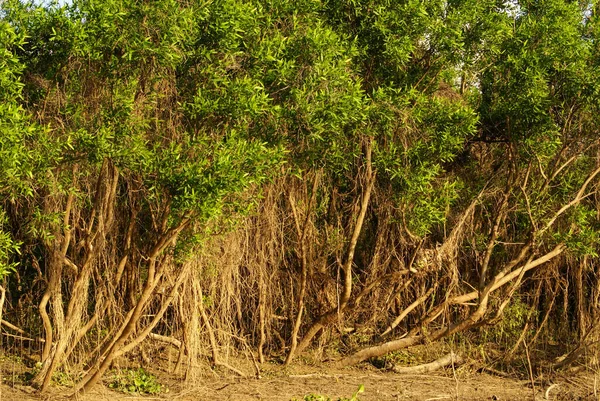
[52,370,75,387]
[108,368,164,395]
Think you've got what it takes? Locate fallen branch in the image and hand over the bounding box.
[392,352,463,374]
[148,333,182,348]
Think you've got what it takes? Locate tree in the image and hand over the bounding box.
[1,0,599,392]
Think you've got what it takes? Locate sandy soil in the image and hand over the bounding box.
[1,362,597,401]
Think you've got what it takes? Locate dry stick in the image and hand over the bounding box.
[524,340,536,400]
[285,173,320,366]
[392,352,463,374]
[294,142,375,357]
[149,332,182,348]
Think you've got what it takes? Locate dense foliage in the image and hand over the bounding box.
[1,0,600,392]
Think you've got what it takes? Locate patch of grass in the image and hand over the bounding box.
[108,368,165,395]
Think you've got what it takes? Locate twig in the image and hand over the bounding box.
[524,340,536,400]
[544,383,559,400]
[451,349,459,400]
[1,331,43,342]
[1,319,45,342]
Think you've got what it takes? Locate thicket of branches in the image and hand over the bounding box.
[1,0,600,393]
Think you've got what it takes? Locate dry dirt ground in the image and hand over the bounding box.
[1,361,598,401]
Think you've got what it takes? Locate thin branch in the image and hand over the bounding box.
[381,287,434,338]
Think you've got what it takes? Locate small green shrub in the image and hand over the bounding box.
[108,368,164,395]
